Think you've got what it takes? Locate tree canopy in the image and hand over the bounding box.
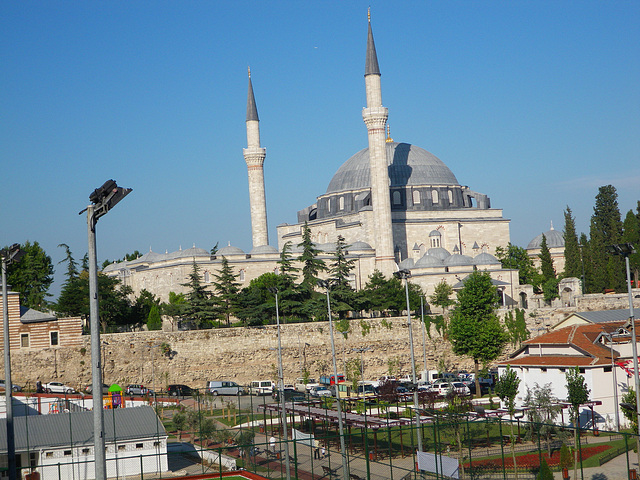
[4,241,54,310]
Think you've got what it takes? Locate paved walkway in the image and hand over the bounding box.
[553,452,636,480]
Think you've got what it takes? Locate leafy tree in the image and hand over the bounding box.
[131,289,160,326]
[297,222,326,294]
[147,304,162,330]
[4,241,54,310]
[357,270,422,315]
[542,277,560,303]
[504,309,530,348]
[448,271,507,397]
[622,209,640,284]
[162,291,186,330]
[57,243,79,280]
[429,280,455,312]
[495,243,538,287]
[565,366,590,480]
[235,272,279,326]
[563,207,582,278]
[181,261,218,328]
[538,234,556,281]
[495,365,521,478]
[589,185,624,292]
[523,383,560,455]
[211,257,240,326]
[328,235,356,318]
[621,387,637,433]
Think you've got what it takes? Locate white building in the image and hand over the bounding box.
[498,320,637,431]
[0,406,168,479]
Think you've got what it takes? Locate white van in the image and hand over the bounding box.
[250,380,275,396]
[206,380,244,396]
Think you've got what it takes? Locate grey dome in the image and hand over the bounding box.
[444,254,474,266]
[527,227,565,250]
[250,245,278,255]
[426,247,451,261]
[473,252,501,265]
[129,251,164,265]
[349,241,374,251]
[326,142,459,194]
[217,245,245,256]
[415,254,444,268]
[429,230,442,237]
[179,246,210,258]
[398,258,415,269]
[318,243,336,252]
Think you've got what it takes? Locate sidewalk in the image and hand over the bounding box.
[554,452,636,480]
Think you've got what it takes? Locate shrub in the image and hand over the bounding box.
[536,457,553,480]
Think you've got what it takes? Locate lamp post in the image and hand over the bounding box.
[268,287,291,480]
[607,243,638,468]
[420,296,427,376]
[602,332,621,431]
[80,179,131,480]
[303,342,310,378]
[351,347,371,397]
[2,243,25,480]
[579,244,586,294]
[393,269,423,452]
[318,279,349,479]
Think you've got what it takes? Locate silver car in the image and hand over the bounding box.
[43,382,75,394]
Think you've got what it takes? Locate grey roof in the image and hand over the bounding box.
[571,309,633,324]
[326,142,459,194]
[250,245,278,255]
[426,247,451,261]
[20,306,56,324]
[429,230,441,237]
[414,254,444,268]
[444,254,474,267]
[472,252,501,266]
[452,276,510,289]
[246,74,259,122]
[179,246,210,258]
[349,241,374,251]
[217,245,245,256]
[527,227,565,249]
[398,258,415,269]
[0,406,166,453]
[129,250,165,265]
[365,20,380,76]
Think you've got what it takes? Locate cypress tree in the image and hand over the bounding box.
[579,233,593,293]
[297,221,326,294]
[562,207,581,278]
[589,185,624,292]
[212,256,241,326]
[539,234,556,281]
[622,209,640,285]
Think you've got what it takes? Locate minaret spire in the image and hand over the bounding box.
[362,11,396,276]
[243,68,269,248]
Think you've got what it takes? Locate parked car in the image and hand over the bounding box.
[84,383,110,395]
[126,384,147,396]
[249,380,275,396]
[0,380,22,392]
[425,380,469,397]
[273,388,306,402]
[43,382,75,394]
[167,384,193,397]
[206,380,245,396]
[309,385,333,397]
[467,381,493,396]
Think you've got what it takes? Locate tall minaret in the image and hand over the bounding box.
[362,12,396,276]
[243,68,269,248]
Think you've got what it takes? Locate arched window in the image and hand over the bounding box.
[239,270,245,282]
[432,190,439,204]
[204,271,210,283]
[448,190,453,204]
[412,190,421,205]
[339,196,344,210]
[429,230,441,248]
[392,191,402,205]
[327,198,331,212]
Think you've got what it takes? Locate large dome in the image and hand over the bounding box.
[527,227,565,250]
[326,142,459,194]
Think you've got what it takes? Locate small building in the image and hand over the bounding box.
[0,289,82,351]
[498,321,636,431]
[0,406,168,479]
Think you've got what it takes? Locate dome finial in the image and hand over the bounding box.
[550,220,554,230]
[368,7,371,23]
[248,66,251,78]
[385,124,393,143]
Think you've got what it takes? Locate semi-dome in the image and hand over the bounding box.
[527,226,565,250]
[326,142,459,194]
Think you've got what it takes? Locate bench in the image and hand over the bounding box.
[322,465,339,478]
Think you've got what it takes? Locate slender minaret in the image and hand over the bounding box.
[243,68,269,248]
[362,12,396,276]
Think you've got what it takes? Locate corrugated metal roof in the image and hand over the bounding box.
[573,309,632,324]
[0,406,166,453]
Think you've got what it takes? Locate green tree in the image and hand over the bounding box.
[328,235,356,318]
[147,304,162,331]
[538,234,556,281]
[55,244,83,317]
[565,366,590,480]
[162,291,186,329]
[211,257,240,326]
[429,280,455,312]
[235,272,279,326]
[448,271,507,397]
[495,243,538,287]
[579,233,594,293]
[57,243,79,280]
[589,185,624,292]
[4,241,54,310]
[621,387,637,433]
[297,222,326,294]
[504,309,530,348]
[181,261,218,328]
[622,209,640,284]
[563,207,582,278]
[131,289,160,326]
[536,457,553,480]
[495,365,521,478]
[277,241,299,280]
[523,383,560,455]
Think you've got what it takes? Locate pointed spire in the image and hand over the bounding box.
[365,10,381,77]
[246,66,259,122]
[385,124,393,143]
[550,220,554,230]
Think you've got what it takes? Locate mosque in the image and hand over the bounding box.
[105,15,531,308]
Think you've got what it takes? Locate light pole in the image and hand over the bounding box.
[607,243,638,468]
[318,279,349,479]
[579,244,586,294]
[2,243,25,480]
[393,269,423,452]
[420,296,427,377]
[80,179,131,480]
[303,342,310,378]
[268,287,291,480]
[351,347,371,397]
[602,332,621,431]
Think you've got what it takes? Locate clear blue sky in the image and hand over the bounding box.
[2,1,638,300]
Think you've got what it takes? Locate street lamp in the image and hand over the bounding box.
[317,279,349,479]
[268,287,291,480]
[2,243,25,480]
[351,347,371,397]
[393,269,423,452]
[601,332,620,431]
[420,296,427,376]
[607,243,638,468]
[80,179,131,480]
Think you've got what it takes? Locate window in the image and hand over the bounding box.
[45,452,53,458]
[136,443,143,449]
[239,270,245,282]
[412,190,421,205]
[579,368,586,374]
[327,198,331,212]
[431,190,439,203]
[50,331,59,346]
[448,190,453,203]
[339,196,344,210]
[82,448,90,455]
[118,445,126,451]
[541,368,547,372]
[203,271,210,283]
[604,366,612,372]
[64,450,71,456]
[153,441,161,447]
[21,334,29,348]
[392,191,402,205]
